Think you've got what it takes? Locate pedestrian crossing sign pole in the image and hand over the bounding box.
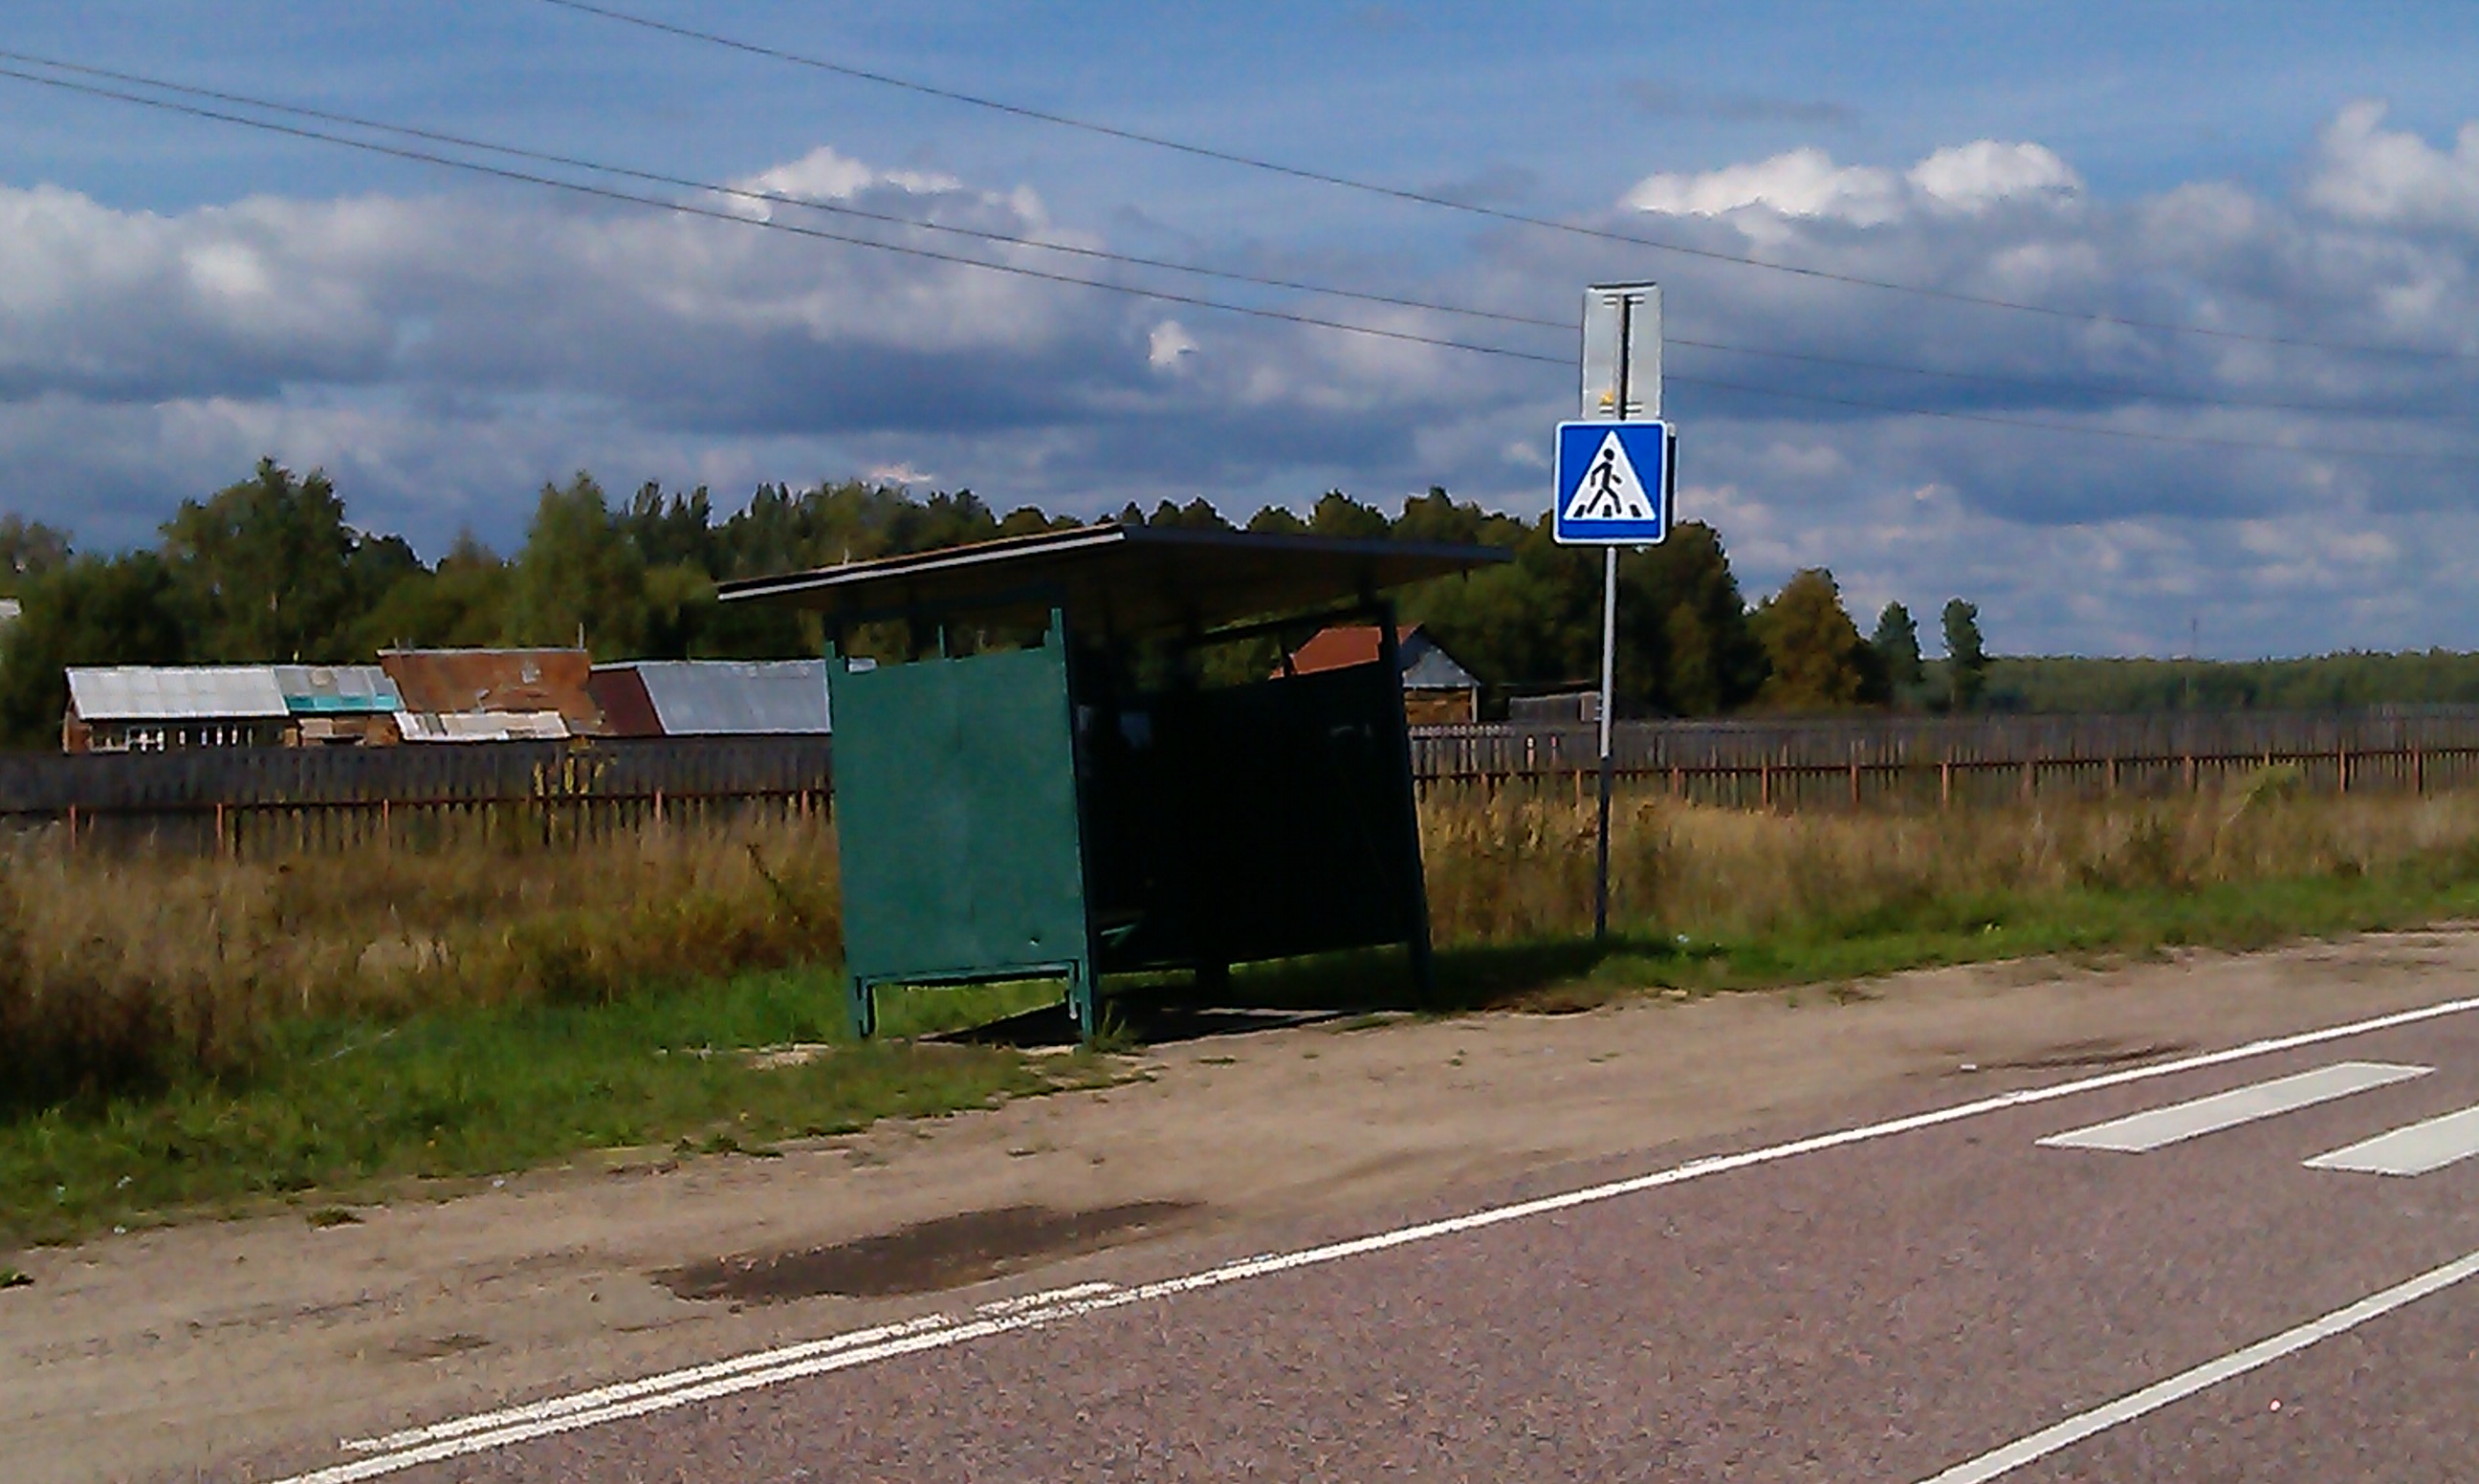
[1559,282,1674,942]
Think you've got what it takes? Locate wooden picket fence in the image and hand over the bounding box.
[7,706,2478,858]
[1409,707,2479,811]
[0,736,832,856]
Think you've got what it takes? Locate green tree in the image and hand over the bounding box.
[159,459,365,662]
[0,554,187,748]
[0,514,72,595]
[1872,601,1924,703]
[347,530,514,653]
[1753,568,1876,711]
[510,473,648,656]
[1942,598,1988,711]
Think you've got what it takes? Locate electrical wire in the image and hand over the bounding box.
[535,0,2479,364]
[0,62,1567,366]
[4,59,2477,465]
[0,46,2449,426]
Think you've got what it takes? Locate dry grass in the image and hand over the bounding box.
[13,773,2479,1108]
[0,815,840,1108]
[1420,772,2479,945]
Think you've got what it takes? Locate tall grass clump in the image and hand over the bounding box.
[1420,776,2479,947]
[0,814,842,1110]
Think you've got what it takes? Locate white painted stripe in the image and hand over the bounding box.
[2305,1103,2479,1176]
[279,991,2479,1484]
[2037,1060,2430,1152]
[1915,1246,2479,1483]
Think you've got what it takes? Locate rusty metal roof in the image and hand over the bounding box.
[379,648,603,732]
[714,522,1507,636]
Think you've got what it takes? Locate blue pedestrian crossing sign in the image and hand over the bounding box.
[1553,420,1673,545]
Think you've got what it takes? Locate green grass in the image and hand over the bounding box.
[11,846,2479,1249]
[1209,849,2479,1018]
[0,969,1085,1247]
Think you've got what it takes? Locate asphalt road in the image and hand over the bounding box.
[249,994,2479,1483]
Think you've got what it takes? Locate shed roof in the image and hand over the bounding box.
[714,522,1507,636]
[1285,624,1481,689]
[67,666,290,722]
[273,665,402,714]
[379,648,603,732]
[594,660,831,735]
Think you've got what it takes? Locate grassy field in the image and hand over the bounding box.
[10,777,2479,1245]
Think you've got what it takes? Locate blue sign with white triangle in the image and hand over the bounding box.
[1553,420,1673,545]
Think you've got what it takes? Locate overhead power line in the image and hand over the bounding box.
[0,47,2449,427]
[0,63,1564,366]
[536,0,2479,365]
[0,47,1566,336]
[3,60,2476,467]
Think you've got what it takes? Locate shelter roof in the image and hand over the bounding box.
[67,666,289,722]
[714,522,1508,636]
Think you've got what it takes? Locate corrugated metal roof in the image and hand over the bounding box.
[273,665,402,714]
[394,710,571,742]
[602,660,832,735]
[67,666,290,721]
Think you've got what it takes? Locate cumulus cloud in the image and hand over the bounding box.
[2307,100,2479,231]
[1623,140,2079,227]
[4,112,2479,656]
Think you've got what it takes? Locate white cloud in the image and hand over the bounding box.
[1623,139,2079,228]
[4,112,2479,658]
[1905,141,2081,214]
[1625,146,1902,225]
[1146,319,1197,369]
[2307,100,2479,231]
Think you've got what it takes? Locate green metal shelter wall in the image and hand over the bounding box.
[827,629,1090,1001]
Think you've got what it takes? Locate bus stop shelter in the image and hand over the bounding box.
[717,521,1507,1037]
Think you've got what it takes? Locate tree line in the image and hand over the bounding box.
[0,460,1997,750]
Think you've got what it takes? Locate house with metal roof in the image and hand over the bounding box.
[65,666,295,753]
[588,660,831,737]
[62,664,407,753]
[1280,623,1482,725]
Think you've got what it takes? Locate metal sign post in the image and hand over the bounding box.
[1557,283,1670,942]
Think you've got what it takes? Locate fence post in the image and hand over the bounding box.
[66,803,77,852]
[2022,758,2035,805]
[2337,742,2350,795]
[2415,747,2426,796]
[1940,760,1952,811]
[1760,761,1772,812]
[1849,756,1862,810]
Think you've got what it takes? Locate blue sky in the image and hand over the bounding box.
[3,1,2479,657]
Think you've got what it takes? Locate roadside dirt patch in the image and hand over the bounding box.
[660,1200,1199,1302]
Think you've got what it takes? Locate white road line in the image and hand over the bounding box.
[2036,1060,2430,1152]
[279,991,2479,1484]
[2306,1103,2479,1176]
[1915,1246,2479,1483]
